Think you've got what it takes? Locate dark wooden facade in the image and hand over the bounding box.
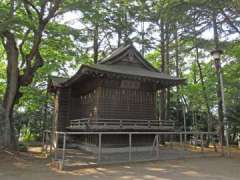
[69,79,156,120]
[49,44,185,145]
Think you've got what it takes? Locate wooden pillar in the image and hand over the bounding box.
[46,132,49,154]
[194,134,197,150]
[201,133,204,153]
[42,131,45,152]
[67,88,72,127]
[54,132,59,160]
[156,135,160,159]
[220,134,224,156]
[170,134,173,149]
[184,133,187,150]
[53,91,59,133]
[98,133,102,163]
[49,132,53,155]
[213,134,217,152]
[226,132,231,157]
[238,134,240,149]
[180,132,182,145]
[60,133,66,170]
[184,117,187,149]
[95,86,102,122]
[129,133,132,161]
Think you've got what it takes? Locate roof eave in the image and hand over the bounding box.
[62,64,186,88]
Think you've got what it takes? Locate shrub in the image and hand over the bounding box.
[18,142,28,152]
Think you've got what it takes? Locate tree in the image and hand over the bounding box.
[0,0,62,149]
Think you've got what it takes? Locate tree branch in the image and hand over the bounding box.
[221,11,240,34]
[20,50,44,86]
[19,0,62,86]
[26,0,61,63]
[0,36,7,50]
[43,0,62,24]
[19,29,31,68]
[23,0,41,17]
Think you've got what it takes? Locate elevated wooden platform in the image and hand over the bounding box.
[67,118,175,131]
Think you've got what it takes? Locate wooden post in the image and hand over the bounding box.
[54,133,59,160]
[98,133,102,163]
[42,131,45,152]
[194,135,197,150]
[225,131,230,157]
[238,134,240,149]
[61,133,66,170]
[129,133,132,161]
[49,132,53,155]
[183,106,187,149]
[180,133,183,145]
[46,132,49,154]
[220,134,224,156]
[170,134,173,149]
[212,134,217,152]
[184,134,187,150]
[201,133,204,153]
[156,135,160,159]
[95,86,102,122]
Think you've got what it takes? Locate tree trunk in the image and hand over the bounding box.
[174,27,181,125]
[212,10,225,145]
[117,30,122,47]
[93,24,99,64]
[0,0,60,150]
[174,28,180,103]
[141,21,145,56]
[165,24,170,121]
[193,11,212,140]
[42,92,48,134]
[159,19,166,121]
[2,31,19,150]
[195,47,212,145]
[195,48,212,128]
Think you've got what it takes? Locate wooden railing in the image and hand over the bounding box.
[69,118,175,129]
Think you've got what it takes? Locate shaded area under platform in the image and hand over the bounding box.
[54,145,222,169]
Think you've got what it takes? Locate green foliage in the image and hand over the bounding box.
[20,127,36,143]
[17,142,28,152]
[226,101,240,143]
[145,50,161,69]
[0,45,6,101]
[225,41,240,59]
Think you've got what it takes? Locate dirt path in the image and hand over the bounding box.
[0,148,240,180]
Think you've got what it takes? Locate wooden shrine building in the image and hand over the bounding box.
[48,44,185,146]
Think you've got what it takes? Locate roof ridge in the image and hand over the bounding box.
[98,44,159,72]
[98,44,132,64]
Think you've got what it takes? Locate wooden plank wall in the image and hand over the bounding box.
[57,88,71,131]
[98,86,156,120]
[62,78,157,128]
[70,90,97,120]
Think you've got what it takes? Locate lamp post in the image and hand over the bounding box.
[211,49,229,155]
